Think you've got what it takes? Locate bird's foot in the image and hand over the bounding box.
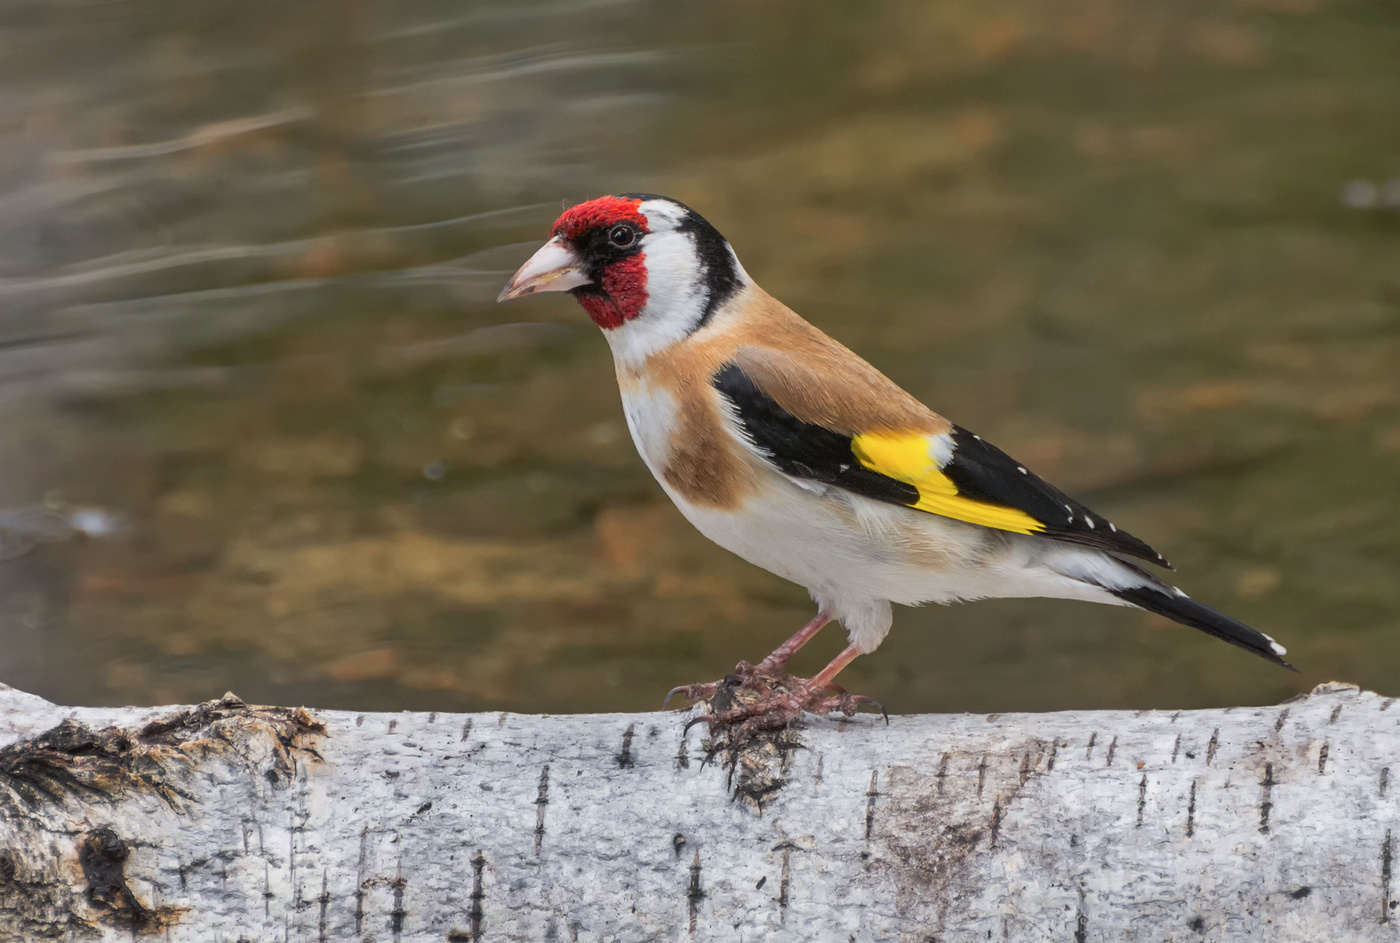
[662,660,763,710]
[668,661,886,739]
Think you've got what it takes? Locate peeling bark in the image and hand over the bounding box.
[0,681,1395,941]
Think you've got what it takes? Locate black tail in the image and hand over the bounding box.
[1111,584,1296,670]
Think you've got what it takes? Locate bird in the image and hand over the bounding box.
[498,193,1293,730]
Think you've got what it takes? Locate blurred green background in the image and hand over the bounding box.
[1,0,1397,715]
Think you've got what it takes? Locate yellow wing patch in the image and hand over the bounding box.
[850,431,1046,534]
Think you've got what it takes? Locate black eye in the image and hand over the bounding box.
[608,224,636,248]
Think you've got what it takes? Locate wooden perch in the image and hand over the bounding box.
[0,680,1395,941]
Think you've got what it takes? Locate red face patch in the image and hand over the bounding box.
[553,195,652,329]
[576,254,648,329]
[551,195,650,241]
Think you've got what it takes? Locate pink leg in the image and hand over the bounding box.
[755,611,831,672]
[798,643,862,696]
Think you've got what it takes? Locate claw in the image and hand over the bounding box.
[836,693,888,724]
[662,681,719,710]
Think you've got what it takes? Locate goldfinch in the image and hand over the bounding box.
[499,194,1292,728]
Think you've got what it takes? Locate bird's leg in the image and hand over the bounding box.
[752,611,831,673]
[790,644,886,721]
[663,611,831,708]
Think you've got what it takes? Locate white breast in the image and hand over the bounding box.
[617,380,680,481]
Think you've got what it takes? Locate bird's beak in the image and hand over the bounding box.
[497,236,592,302]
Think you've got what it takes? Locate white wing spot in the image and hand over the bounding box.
[1016,466,1027,474]
[1109,522,1118,532]
[838,463,850,472]
[1086,518,1095,529]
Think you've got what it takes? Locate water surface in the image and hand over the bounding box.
[2,0,1398,714]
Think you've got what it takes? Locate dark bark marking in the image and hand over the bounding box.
[1384,830,1394,924]
[989,797,1003,848]
[815,755,824,786]
[1105,736,1117,767]
[936,753,949,794]
[1384,699,1396,712]
[1330,704,1344,724]
[755,876,766,890]
[79,826,179,931]
[1274,709,1290,733]
[1074,908,1087,943]
[1290,886,1312,899]
[617,724,636,769]
[1382,767,1391,798]
[428,712,438,724]
[288,805,299,912]
[1206,728,1220,767]
[1019,752,1031,786]
[673,833,687,859]
[675,732,689,770]
[391,863,407,943]
[778,846,791,923]
[977,755,988,799]
[1186,779,1198,838]
[864,770,880,840]
[355,826,368,935]
[687,852,705,936]
[318,871,330,943]
[469,851,486,940]
[1259,763,1275,834]
[1046,738,1059,772]
[460,718,473,743]
[388,719,398,734]
[1085,732,1097,761]
[1171,734,1181,764]
[1136,775,1147,827]
[534,765,551,856]
[1188,916,1205,933]
[356,715,364,727]
[1318,742,1330,775]
[1171,710,1181,724]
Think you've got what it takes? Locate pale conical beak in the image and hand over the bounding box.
[497,236,592,302]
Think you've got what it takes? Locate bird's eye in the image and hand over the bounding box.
[608,224,636,248]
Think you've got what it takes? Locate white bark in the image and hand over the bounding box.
[0,680,1395,942]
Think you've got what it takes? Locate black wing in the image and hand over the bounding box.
[712,361,1170,567]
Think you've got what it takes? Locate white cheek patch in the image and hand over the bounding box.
[604,230,709,367]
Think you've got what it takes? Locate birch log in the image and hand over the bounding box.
[0,680,1396,942]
